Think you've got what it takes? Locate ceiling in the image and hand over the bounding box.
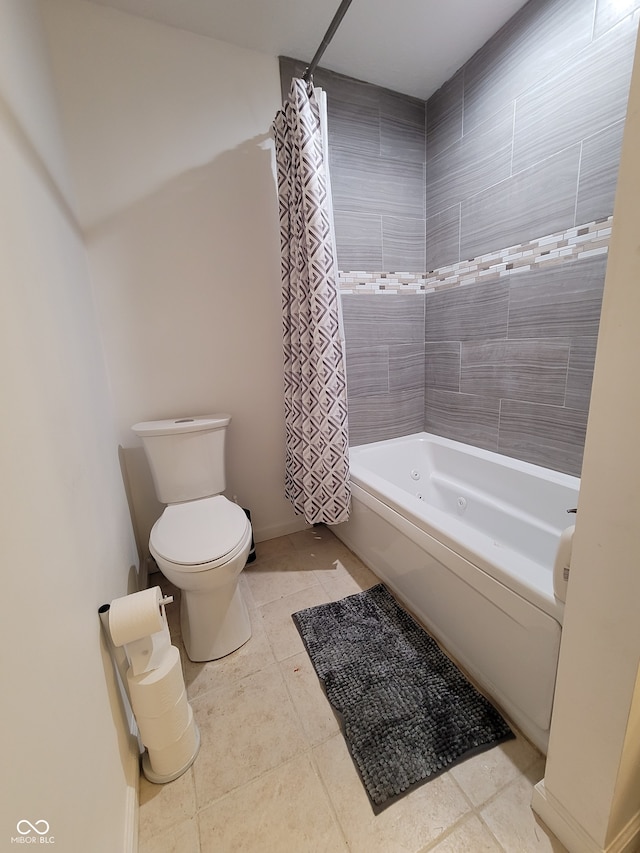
[85,0,530,100]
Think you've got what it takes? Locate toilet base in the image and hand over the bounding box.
[181,583,251,662]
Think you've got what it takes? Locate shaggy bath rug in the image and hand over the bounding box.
[292,584,513,811]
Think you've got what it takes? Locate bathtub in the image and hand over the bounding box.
[332,432,579,753]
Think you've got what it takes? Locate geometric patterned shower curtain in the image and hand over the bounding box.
[273,78,351,525]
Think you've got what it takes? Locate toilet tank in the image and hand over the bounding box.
[132,414,231,504]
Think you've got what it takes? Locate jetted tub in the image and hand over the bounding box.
[332,432,580,752]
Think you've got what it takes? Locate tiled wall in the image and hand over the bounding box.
[343,226,611,475]
[341,294,426,447]
[343,219,609,473]
[279,57,426,272]
[279,0,640,476]
[339,218,611,295]
[426,0,639,269]
[423,251,606,476]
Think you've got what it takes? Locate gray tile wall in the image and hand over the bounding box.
[426,0,639,270]
[279,58,426,273]
[424,256,607,475]
[341,295,425,446]
[421,0,637,475]
[279,0,639,476]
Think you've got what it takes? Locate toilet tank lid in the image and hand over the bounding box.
[132,414,231,437]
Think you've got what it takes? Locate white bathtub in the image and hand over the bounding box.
[333,432,579,752]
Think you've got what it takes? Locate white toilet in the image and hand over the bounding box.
[132,414,253,662]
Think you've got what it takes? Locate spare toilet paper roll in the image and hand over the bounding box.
[147,707,198,778]
[136,689,190,750]
[127,645,184,717]
[109,587,166,647]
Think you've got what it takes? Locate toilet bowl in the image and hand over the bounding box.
[132,415,253,663]
[150,495,253,661]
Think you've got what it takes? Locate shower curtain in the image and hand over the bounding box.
[273,78,351,525]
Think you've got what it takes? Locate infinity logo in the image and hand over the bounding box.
[16,820,50,836]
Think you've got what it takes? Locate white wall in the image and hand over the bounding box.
[0,2,140,850]
[532,26,640,853]
[41,0,304,555]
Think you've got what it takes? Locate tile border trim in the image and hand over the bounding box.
[338,217,612,294]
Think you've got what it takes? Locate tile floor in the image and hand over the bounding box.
[138,525,567,853]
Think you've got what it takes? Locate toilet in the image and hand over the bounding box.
[132,414,253,662]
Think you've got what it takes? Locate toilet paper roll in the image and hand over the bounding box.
[109,587,166,647]
[127,646,184,717]
[147,707,198,777]
[125,626,172,677]
[136,689,190,750]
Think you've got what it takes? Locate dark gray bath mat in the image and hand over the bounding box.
[292,583,513,811]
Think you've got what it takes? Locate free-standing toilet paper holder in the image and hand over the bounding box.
[98,588,200,784]
[118,593,174,676]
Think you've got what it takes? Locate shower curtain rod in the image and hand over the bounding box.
[302,0,355,83]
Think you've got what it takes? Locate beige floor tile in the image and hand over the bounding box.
[313,548,380,600]
[254,534,298,560]
[141,534,567,853]
[191,662,307,807]
[139,815,200,853]
[252,526,378,602]
[181,604,276,700]
[138,767,197,840]
[287,527,367,576]
[480,759,567,852]
[450,734,541,807]
[238,572,259,612]
[288,525,342,555]
[260,585,332,661]
[426,815,502,852]
[243,552,321,607]
[313,734,469,853]
[198,753,347,852]
[279,652,340,747]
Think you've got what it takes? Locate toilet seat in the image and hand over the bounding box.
[150,496,250,572]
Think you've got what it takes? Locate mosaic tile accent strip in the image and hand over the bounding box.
[338,217,612,294]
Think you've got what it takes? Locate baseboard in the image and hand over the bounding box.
[606,810,640,853]
[532,781,640,853]
[253,517,309,542]
[123,746,140,853]
[532,781,602,852]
